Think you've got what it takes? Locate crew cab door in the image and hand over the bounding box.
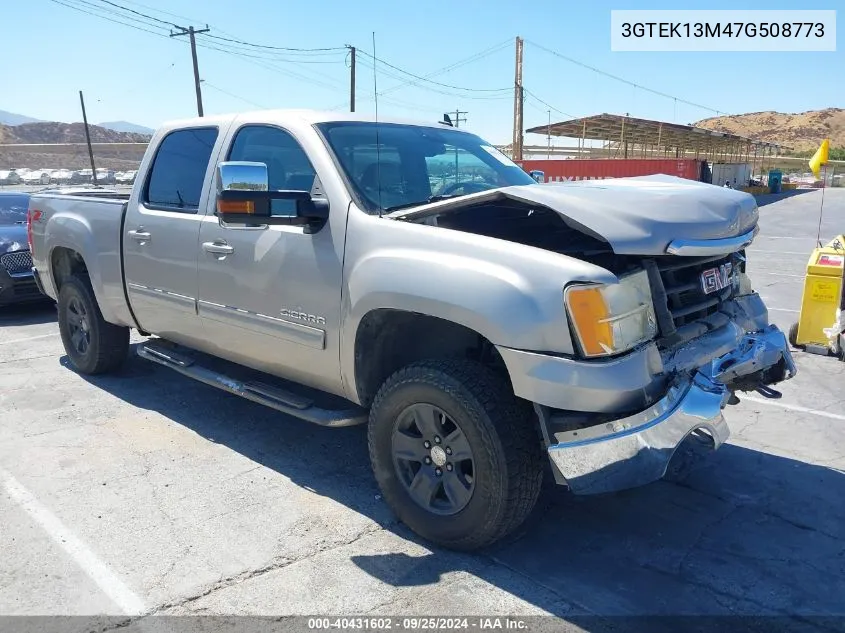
[196,124,346,395]
[123,126,222,348]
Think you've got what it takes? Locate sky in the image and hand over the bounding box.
[1,0,841,144]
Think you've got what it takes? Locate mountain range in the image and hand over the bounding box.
[0,109,154,137]
[2,107,841,154]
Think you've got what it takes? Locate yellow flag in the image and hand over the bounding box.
[809,139,830,179]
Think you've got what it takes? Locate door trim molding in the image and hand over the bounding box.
[127,282,196,308]
[198,300,326,350]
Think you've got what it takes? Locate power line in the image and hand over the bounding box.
[357,50,510,93]
[115,0,201,24]
[52,0,347,94]
[525,39,724,116]
[377,39,511,97]
[523,88,578,119]
[357,58,511,101]
[202,81,268,109]
[93,0,179,27]
[192,36,345,64]
[46,0,174,39]
[201,32,345,53]
[84,0,345,59]
[62,0,171,30]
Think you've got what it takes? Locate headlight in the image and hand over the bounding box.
[564,270,658,358]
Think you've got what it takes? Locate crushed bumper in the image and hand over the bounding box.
[546,325,796,495]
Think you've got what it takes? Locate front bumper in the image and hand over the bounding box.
[0,268,43,306]
[545,325,796,495]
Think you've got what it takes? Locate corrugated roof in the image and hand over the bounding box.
[525,113,789,154]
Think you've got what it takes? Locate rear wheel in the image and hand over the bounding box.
[58,275,129,374]
[368,359,543,551]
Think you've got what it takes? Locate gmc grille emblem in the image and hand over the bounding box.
[700,263,733,295]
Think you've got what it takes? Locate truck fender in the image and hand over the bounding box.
[45,212,133,327]
[340,248,588,399]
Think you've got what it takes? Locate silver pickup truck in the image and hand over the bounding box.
[29,110,796,550]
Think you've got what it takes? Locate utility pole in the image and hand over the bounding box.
[170,25,210,117]
[452,110,468,181]
[79,90,97,185]
[452,109,468,128]
[347,45,356,112]
[512,36,524,162]
[547,109,551,160]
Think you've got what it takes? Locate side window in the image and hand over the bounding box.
[144,127,218,213]
[227,125,317,216]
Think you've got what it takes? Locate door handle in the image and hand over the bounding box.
[128,228,151,241]
[202,241,235,255]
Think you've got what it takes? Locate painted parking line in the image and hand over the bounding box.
[2,469,147,615]
[750,250,812,256]
[750,272,805,278]
[742,396,845,422]
[0,333,59,346]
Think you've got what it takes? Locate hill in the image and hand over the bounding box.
[97,120,155,135]
[695,108,845,153]
[0,121,151,144]
[0,109,43,126]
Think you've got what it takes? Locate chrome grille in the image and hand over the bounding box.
[656,254,737,328]
[1,250,33,274]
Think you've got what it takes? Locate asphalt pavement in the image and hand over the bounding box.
[0,188,843,631]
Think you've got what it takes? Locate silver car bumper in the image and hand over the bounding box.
[547,325,796,495]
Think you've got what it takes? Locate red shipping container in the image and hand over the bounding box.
[519,158,703,182]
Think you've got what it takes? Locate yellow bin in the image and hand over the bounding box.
[791,235,845,351]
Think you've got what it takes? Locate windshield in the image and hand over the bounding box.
[316,122,535,214]
[0,194,29,225]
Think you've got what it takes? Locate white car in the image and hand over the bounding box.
[51,169,73,184]
[115,170,137,184]
[0,170,21,185]
[21,169,53,185]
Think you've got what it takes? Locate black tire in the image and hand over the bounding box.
[368,359,543,551]
[58,275,129,375]
[788,322,800,349]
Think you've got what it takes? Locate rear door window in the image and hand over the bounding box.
[144,127,218,212]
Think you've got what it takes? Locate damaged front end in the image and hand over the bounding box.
[542,321,795,495]
[540,265,797,496]
[398,176,797,494]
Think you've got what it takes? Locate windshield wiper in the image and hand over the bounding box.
[383,194,461,213]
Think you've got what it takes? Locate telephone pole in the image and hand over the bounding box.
[452,110,468,179]
[79,91,97,185]
[347,45,356,112]
[170,25,210,117]
[452,109,468,128]
[512,36,524,162]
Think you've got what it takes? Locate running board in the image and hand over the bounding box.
[137,340,367,428]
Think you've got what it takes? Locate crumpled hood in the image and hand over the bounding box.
[393,174,759,255]
[0,224,28,254]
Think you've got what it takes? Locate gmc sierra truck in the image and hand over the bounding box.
[28,110,796,550]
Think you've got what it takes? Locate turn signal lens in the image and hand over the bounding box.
[565,286,613,356]
[565,270,658,358]
[217,199,255,214]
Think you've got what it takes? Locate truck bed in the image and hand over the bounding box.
[29,192,136,328]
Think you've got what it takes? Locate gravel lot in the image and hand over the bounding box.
[1,189,843,630]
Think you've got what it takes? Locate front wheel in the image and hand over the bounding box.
[368,359,543,551]
[58,275,129,374]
